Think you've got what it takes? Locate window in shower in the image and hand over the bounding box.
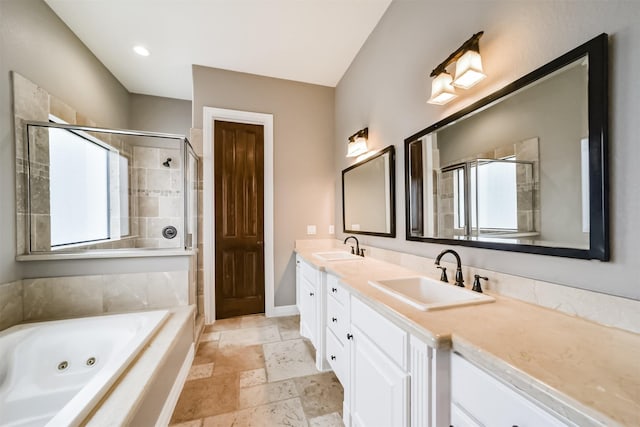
[49,127,110,247]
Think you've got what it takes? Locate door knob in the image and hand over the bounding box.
[331,287,337,293]
[347,333,353,340]
[330,355,336,360]
[309,292,314,296]
[332,317,337,322]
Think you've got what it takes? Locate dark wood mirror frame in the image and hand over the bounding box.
[342,145,396,238]
[404,33,609,260]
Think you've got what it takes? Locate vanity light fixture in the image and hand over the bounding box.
[346,127,369,157]
[133,45,150,57]
[428,31,486,105]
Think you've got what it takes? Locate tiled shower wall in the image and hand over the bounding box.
[133,145,183,249]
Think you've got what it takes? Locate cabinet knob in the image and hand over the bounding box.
[309,292,314,297]
[332,317,337,323]
[331,287,337,293]
[347,333,353,340]
[330,355,336,360]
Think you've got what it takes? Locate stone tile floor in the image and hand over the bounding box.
[169,314,344,427]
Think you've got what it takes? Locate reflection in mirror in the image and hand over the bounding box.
[342,145,395,237]
[405,34,608,260]
[25,121,198,253]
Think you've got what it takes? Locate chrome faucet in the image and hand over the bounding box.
[344,236,364,257]
[435,249,464,287]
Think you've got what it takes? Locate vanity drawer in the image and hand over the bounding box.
[351,296,408,369]
[300,259,319,286]
[326,328,347,385]
[327,294,348,344]
[326,273,349,307]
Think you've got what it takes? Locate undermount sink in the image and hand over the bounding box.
[368,276,495,311]
[312,251,361,261]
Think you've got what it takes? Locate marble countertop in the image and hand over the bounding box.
[295,247,640,427]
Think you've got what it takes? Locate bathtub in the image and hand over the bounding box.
[0,310,169,427]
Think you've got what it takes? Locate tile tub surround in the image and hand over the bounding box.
[19,270,188,322]
[83,305,195,426]
[169,314,344,427]
[0,280,23,331]
[295,240,640,335]
[295,244,640,427]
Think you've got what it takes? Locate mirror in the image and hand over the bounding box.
[343,145,396,237]
[23,121,198,254]
[405,34,608,260]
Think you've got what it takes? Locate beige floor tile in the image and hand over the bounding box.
[200,331,221,342]
[170,373,239,423]
[294,372,344,419]
[238,380,298,409]
[277,315,302,340]
[264,339,319,382]
[239,368,267,388]
[187,363,214,381]
[193,341,219,365]
[308,412,344,427]
[170,419,203,427]
[213,344,266,376]
[218,325,281,348]
[202,398,307,427]
[240,314,278,328]
[205,317,243,332]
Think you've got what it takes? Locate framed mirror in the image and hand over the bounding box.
[404,34,608,260]
[343,145,396,237]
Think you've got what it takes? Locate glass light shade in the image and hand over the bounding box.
[346,136,368,157]
[453,50,486,89]
[428,72,457,105]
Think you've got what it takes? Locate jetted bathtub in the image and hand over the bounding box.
[0,310,169,427]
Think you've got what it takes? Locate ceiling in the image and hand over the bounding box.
[45,0,393,101]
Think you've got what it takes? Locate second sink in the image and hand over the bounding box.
[313,251,361,261]
[368,276,495,311]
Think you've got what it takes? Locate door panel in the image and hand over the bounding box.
[215,121,265,319]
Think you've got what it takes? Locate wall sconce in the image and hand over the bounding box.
[428,31,486,105]
[347,127,369,157]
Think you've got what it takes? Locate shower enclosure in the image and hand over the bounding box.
[22,121,198,254]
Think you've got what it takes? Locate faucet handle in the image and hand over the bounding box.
[350,246,355,254]
[436,266,448,283]
[359,248,366,257]
[472,275,488,293]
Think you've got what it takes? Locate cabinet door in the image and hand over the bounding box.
[451,354,568,427]
[350,325,409,427]
[299,279,317,344]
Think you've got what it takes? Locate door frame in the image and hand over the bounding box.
[203,107,274,323]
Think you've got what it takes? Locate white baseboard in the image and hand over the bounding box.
[269,304,299,317]
[155,343,195,427]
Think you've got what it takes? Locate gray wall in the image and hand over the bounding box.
[0,0,130,284]
[130,94,192,137]
[335,0,640,300]
[193,66,335,306]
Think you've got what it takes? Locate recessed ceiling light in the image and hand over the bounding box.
[133,45,150,57]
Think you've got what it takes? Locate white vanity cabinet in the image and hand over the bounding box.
[296,255,320,346]
[295,255,329,371]
[450,353,569,427]
[349,296,410,427]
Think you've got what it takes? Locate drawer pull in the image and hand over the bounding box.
[331,287,338,293]
[332,317,337,323]
[330,355,336,360]
[347,333,353,340]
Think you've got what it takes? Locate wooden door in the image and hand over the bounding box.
[214,120,264,319]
